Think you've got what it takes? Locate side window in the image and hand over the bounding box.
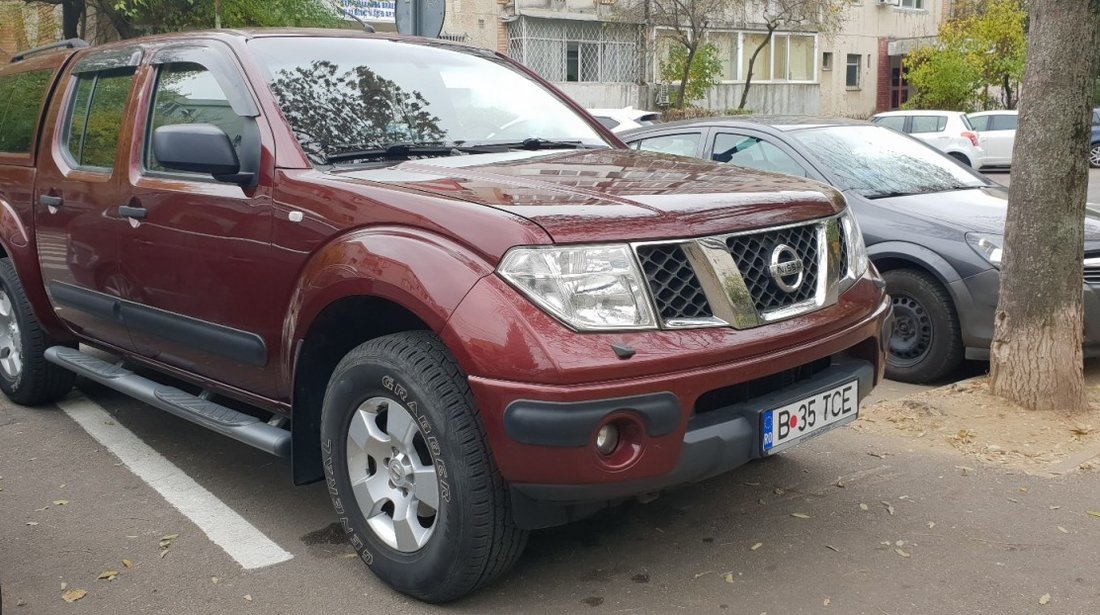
[146,63,247,173]
[64,69,136,170]
[711,133,807,177]
[634,133,700,157]
[990,115,1018,131]
[968,115,989,131]
[909,116,943,134]
[0,70,53,154]
[594,116,619,131]
[875,116,906,132]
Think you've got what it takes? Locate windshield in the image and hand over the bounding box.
[789,125,989,198]
[248,37,608,164]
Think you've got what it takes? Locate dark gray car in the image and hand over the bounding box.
[622,117,1100,383]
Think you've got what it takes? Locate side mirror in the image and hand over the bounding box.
[152,124,254,186]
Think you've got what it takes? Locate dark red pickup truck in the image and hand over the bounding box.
[0,29,891,601]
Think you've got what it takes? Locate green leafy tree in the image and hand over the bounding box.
[904,0,1026,111]
[634,0,729,109]
[660,42,722,107]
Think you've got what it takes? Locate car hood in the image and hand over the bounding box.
[330,149,845,243]
[869,184,1100,248]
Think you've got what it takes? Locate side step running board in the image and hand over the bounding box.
[45,346,291,457]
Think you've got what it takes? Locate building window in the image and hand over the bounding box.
[822,52,833,71]
[845,53,861,89]
[739,32,816,82]
[899,0,924,8]
[508,17,640,83]
[708,31,740,81]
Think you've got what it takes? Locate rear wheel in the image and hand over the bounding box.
[883,269,964,384]
[320,331,527,602]
[948,152,971,167]
[1089,143,1100,169]
[0,257,75,405]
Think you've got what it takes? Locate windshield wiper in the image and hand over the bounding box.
[325,143,475,164]
[456,138,593,151]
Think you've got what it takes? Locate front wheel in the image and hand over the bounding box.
[0,257,75,405]
[1089,143,1100,169]
[883,269,964,384]
[320,331,527,602]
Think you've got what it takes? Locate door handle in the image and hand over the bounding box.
[118,205,147,220]
[40,195,63,209]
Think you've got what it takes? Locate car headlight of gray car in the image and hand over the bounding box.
[840,211,870,291]
[498,244,658,331]
[966,232,1003,268]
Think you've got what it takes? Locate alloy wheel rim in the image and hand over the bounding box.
[0,290,23,380]
[346,396,439,553]
[1090,145,1100,167]
[889,294,933,367]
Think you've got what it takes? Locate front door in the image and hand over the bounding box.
[115,43,281,397]
[34,49,142,350]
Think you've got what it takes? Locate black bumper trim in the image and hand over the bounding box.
[509,357,874,528]
[503,391,681,447]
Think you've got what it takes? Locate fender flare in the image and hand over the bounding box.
[867,241,963,286]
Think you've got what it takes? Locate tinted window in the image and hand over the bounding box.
[1094,110,1100,125]
[634,133,700,157]
[968,115,989,131]
[0,70,53,154]
[711,133,807,177]
[594,116,619,130]
[789,125,987,198]
[875,116,906,131]
[65,69,136,169]
[989,115,1018,131]
[147,63,246,172]
[909,116,946,134]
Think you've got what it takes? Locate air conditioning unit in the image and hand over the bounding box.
[877,0,901,6]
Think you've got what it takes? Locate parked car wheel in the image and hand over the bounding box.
[947,152,971,167]
[320,331,527,602]
[882,269,964,384]
[1090,142,1100,169]
[0,257,75,405]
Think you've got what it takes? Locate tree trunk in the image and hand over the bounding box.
[738,28,773,111]
[675,41,697,108]
[989,0,1100,413]
[1002,73,1014,109]
[61,0,83,39]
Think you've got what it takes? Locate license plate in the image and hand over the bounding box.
[762,380,859,454]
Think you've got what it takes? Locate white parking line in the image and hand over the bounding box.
[57,393,293,570]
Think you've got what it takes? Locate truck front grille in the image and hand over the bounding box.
[633,215,848,329]
[727,224,820,312]
[636,244,713,320]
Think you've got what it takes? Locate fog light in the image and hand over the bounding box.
[596,424,619,456]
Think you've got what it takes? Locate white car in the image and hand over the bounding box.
[871,110,986,169]
[967,110,1018,168]
[586,107,661,133]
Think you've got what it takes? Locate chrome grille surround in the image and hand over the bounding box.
[633,215,847,329]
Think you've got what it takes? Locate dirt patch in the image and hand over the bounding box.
[857,377,1100,473]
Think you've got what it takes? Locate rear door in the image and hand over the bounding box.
[982,113,1017,166]
[907,115,950,151]
[114,42,281,397]
[33,48,143,349]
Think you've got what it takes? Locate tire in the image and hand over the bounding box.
[882,269,964,384]
[1089,143,1100,169]
[0,257,75,405]
[320,331,527,602]
[948,152,971,167]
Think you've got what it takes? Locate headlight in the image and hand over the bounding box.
[840,211,869,285]
[498,244,657,331]
[965,232,1003,267]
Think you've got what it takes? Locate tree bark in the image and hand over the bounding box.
[989,0,1100,413]
[61,0,82,39]
[738,27,774,111]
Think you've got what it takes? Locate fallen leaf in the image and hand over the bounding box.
[751,542,763,551]
[773,488,785,495]
[825,545,840,552]
[859,503,869,511]
[835,479,845,488]
[1070,425,1094,436]
[1049,505,1061,510]
[1087,511,1100,518]
[791,513,811,519]
[243,594,253,602]
[34,506,49,512]
[212,577,220,584]
[724,572,735,584]
[693,570,714,579]
[1019,487,1029,493]
[53,500,69,506]
[1007,498,1019,503]
[743,482,760,487]
[16,598,26,606]
[895,540,905,547]
[61,589,87,603]
[1057,526,1069,534]
[894,548,911,558]
[927,521,935,529]
[122,559,133,569]
[26,522,38,526]
[159,549,170,559]
[1039,593,1051,606]
[823,598,831,606]
[61,583,66,590]
[97,570,119,581]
